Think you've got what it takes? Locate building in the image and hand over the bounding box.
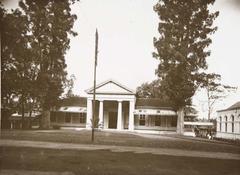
[51,79,193,132]
[9,112,41,129]
[216,101,240,140]
[50,96,87,129]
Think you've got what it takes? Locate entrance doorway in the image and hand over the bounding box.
[108,112,117,129]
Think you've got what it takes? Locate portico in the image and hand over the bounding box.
[85,79,135,131]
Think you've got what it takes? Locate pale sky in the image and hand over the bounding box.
[3,0,240,118]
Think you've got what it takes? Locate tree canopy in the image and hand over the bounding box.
[136,79,171,102]
[19,0,78,110]
[153,0,219,110]
[1,0,79,128]
[153,0,219,133]
[1,6,31,109]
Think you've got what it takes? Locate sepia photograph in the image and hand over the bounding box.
[1,0,240,174]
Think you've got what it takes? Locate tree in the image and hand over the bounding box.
[136,79,170,101]
[136,79,197,118]
[1,5,34,129]
[18,0,78,128]
[137,80,159,98]
[201,73,236,120]
[153,0,219,134]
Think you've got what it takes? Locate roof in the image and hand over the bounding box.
[58,106,87,113]
[10,112,41,120]
[85,79,135,95]
[218,101,240,112]
[227,101,240,110]
[60,96,87,107]
[184,121,214,126]
[135,98,173,110]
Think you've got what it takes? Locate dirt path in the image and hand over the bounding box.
[0,169,74,175]
[1,139,240,160]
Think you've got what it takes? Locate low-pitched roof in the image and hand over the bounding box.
[85,79,135,95]
[218,101,240,112]
[135,98,173,110]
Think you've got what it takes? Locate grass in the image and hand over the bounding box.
[1,129,240,154]
[1,146,240,175]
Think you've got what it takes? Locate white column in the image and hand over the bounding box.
[128,100,134,131]
[86,98,92,129]
[117,100,122,130]
[99,100,104,128]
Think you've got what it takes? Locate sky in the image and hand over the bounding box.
[3,0,240,119]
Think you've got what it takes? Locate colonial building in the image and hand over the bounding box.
[51,79,191,132]
[216,101,240,140]
[50,96,87,129]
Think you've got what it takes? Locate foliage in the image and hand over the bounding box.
[1,0,79,128]
[18,0,78,110]
[136,79,171,102]
[1,5,33,114]
[136,79,198,116]
[153,0,219,110]
[200,73,237,119]
[137,79,160,98]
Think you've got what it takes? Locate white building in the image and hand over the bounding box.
[51,79,195,132]
[216,101,240,140]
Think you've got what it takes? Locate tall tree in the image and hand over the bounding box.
[153,0,219,134]
[18,0,78,128]
[1,5,34,128]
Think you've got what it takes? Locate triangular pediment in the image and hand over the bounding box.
[85,79,135,95]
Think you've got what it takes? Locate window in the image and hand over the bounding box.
[139,115,145,126]
[225,116,227,132]
[219,116,222,132]
[71,113,80,124]
[155,116,161,126]
[65,113,71,123]
[231,115,234,133]
[80,113,86,123]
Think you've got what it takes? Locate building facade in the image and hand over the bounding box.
[216,101,240,140]
[50,97,87,129]
[51,80,188,132]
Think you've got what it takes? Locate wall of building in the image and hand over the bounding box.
[216,109,240,140]
[50,111,86,128]
[134,114,177,131]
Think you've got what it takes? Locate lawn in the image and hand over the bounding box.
[1,146,240,175]
[1,129,240,154]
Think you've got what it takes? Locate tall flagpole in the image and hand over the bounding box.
[92,28,98,142]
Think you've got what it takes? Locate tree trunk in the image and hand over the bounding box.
[208,108,211,121]
[177,107,184,135]
[21,99,25,129]
[29,109,32,129]
[40,110,50,129]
